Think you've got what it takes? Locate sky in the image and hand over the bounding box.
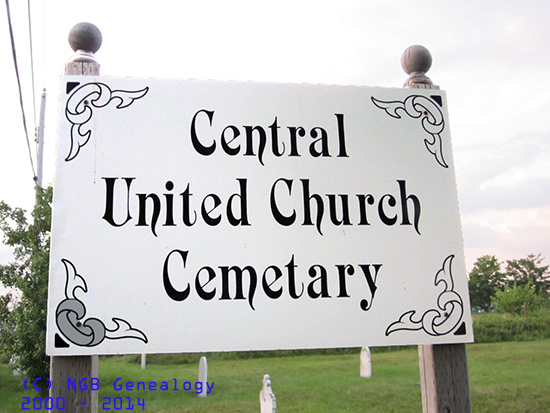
[1,0,549,276]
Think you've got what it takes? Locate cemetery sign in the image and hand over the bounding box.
[46,76,473,355]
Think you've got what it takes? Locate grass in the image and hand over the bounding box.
[1,340,549,412]
[468,340,550,412]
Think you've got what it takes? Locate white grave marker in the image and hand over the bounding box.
[360,347,372,378]
[198,356,208,397]
[260,374,276,413]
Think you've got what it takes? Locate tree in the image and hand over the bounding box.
[492,282,541,315]
[0,186,52,388]
[468,255,505,312]
[504,254,550,298]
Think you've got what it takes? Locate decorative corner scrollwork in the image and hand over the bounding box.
[372,95,448,168]
[64,82,149,162]
[55,259,148,348]
[385,254,465,337]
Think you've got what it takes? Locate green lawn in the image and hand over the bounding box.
[1,340,549,412]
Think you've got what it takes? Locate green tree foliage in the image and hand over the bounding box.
[0,186,52,388]
[468,255,505,312]
[469,254,550,314]
[505,254,550,298]
[492,282,541,315]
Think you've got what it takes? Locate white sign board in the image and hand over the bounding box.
[46,76,473,355]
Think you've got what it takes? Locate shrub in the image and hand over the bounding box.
[472,309,550,343]
[492,282,541,315]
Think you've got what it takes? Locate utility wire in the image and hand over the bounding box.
[5,0,37,181]
[27,0,37,127]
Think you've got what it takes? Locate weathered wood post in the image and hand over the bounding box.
[401,45,472,413]
[49,22,102,413]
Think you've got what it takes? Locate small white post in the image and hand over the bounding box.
[10,356,23,376]
[360,347,372,378]
[198,357,208,397]
[260,374,276,413]
[140,354,146,369]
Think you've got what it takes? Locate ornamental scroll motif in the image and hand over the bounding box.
[54,259,148,348]
[385,255,467,337]
[65,82,149,162]
[372,95,448,168]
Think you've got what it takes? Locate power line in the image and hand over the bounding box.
[27,0,37,127]
[4,0,37,182]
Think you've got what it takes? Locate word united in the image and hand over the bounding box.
[102,178,421,237]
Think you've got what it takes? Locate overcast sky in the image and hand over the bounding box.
[1,0,549,274]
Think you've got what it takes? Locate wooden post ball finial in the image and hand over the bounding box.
[401,45,436,88]
[68,22,102,54]
[65,22,102,75]
[401,45,432,75]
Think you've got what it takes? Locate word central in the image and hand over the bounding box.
[190,110,349,165]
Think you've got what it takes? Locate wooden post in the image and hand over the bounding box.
[418,343,471,412]
[49,22,102,413]
[402,45,472,413]
[50,356,98,412]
